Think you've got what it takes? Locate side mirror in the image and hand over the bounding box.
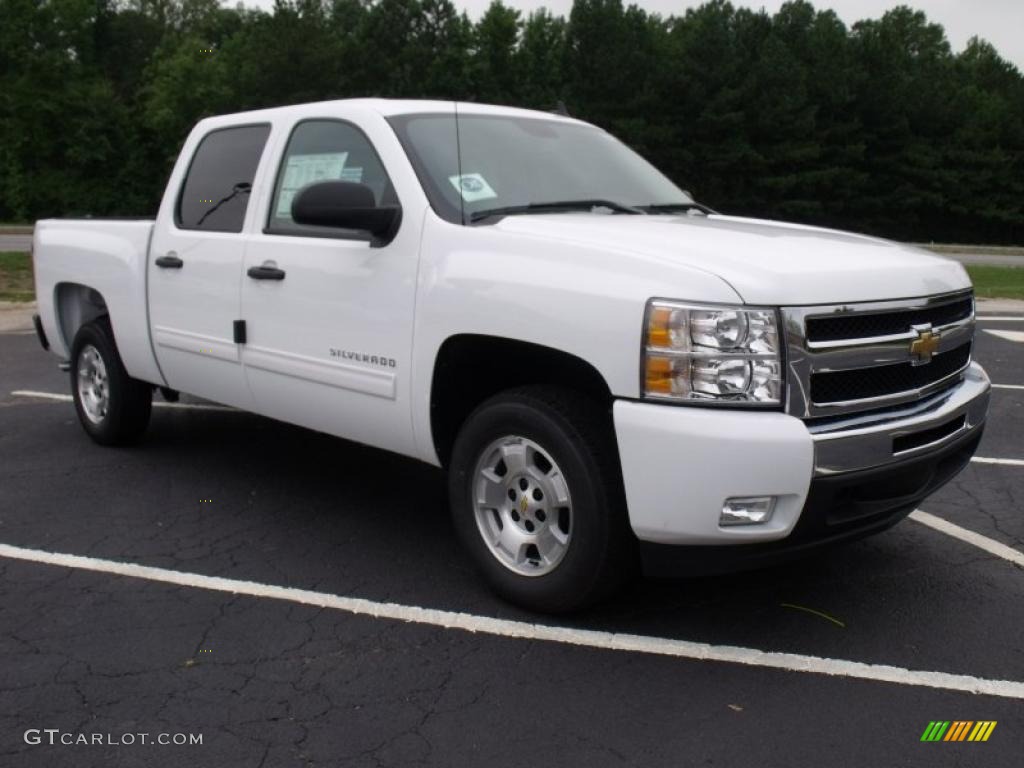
[291,181,400,245]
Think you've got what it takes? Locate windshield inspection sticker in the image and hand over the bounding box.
[448,173,497,203]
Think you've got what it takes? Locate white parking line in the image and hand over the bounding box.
[10,390,77,402]
[0,542,1022,700]
[10,390,235,412]
[910,510,1024,569]
[977,316,1024,322]
[992,384,1024,391]
[984,329,1024,343]
[971,457,1024,467]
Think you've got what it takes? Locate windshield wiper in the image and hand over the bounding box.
[640,201,716,215]
[469,199,643,223]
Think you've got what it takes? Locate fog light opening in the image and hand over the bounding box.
[720,496,776,526]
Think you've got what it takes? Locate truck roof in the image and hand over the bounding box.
[192,98,585,132]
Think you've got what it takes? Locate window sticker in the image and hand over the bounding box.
[339,167,364,183]
[448,173,497,203]
[276,152,349,217]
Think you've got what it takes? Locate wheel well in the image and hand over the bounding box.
[55,283,108,352]
[430,335,614,467]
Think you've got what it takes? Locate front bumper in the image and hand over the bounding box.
[613,362,990,557]
[808,362,989,474]
[638,426,982,577]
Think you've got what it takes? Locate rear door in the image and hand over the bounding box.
[239,114,420,456]
[148,123,270,407]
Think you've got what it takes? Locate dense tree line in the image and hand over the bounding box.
[1,0,1022,243]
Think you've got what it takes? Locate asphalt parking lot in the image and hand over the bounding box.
[1,315,1023,767]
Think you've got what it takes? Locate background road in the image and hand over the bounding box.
[0,235,31,251]
[935,251,1024,267]
[0,313,1023,766]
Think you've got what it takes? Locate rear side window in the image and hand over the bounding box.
[177,124,270,232]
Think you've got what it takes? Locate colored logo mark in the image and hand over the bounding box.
[920,721,997,742]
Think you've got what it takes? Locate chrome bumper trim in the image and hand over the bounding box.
[811,362,990,475]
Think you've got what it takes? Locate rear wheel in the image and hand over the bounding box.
[448,387,635,612]
[70,318,152,445]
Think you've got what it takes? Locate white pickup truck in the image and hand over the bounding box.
[32,99,990,611]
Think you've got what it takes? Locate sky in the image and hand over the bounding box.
[244,0,1024,71]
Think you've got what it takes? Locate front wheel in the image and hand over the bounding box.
[70,318,152,445]
[448,387,635,613]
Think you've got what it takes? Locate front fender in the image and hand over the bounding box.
[410,211,742,464]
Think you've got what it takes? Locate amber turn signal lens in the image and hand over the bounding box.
[647,306,673,348]
[645,356,673,394]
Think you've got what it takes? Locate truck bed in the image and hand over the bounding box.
[33,218,164,386]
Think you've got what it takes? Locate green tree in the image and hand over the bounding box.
[0,0,1021,242]
[517,9,567,110]
[471,1,522,103]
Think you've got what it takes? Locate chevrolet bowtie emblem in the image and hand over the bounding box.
[910,325,941,365]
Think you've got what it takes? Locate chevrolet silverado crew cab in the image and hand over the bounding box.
[32,99,990,612]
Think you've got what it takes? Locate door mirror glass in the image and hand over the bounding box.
[292,180,399,241]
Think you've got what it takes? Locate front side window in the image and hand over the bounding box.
[267,120,397,237]
[177,124,270,232]
[388,113,693,224]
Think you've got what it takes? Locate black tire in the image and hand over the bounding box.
[448,386,636,613]
[70,317,152,445]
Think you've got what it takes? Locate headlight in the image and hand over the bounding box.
[643,300,783,405]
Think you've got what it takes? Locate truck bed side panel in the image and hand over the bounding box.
[33,219,165,386]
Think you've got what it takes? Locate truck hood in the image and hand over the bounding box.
[491,213,970,305]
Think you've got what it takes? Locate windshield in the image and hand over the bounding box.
[387,112,694,224]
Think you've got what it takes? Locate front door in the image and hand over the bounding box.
[240,116,419,456]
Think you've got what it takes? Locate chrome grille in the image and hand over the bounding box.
[783,291,975,419]
[811,342,971,405]
[805,296,973,343]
